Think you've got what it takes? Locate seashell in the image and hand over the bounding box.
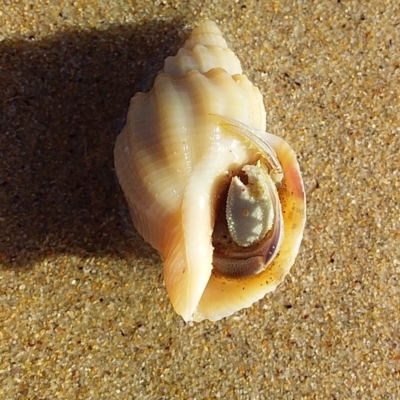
[114,20,306,322]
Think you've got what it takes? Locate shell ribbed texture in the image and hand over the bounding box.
[116,63,266,256]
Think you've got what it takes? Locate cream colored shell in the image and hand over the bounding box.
[114,21,306,321]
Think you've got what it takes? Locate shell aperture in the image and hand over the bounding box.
[210,117,284,279]
[114,20,306,322]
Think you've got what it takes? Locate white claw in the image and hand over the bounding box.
[226,162,275,247]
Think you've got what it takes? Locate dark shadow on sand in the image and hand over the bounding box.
[0,19,185,269]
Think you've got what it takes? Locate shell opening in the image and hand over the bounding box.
[209,115,287,279]
[212,158,284,278]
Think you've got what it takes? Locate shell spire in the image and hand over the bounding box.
[114,21,306,322]
[162,20,242,78]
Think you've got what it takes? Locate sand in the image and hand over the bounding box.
[1,0,399,398]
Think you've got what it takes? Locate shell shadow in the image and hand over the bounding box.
[0,19,186,269]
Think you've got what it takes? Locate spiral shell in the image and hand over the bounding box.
[114,21,306,322]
